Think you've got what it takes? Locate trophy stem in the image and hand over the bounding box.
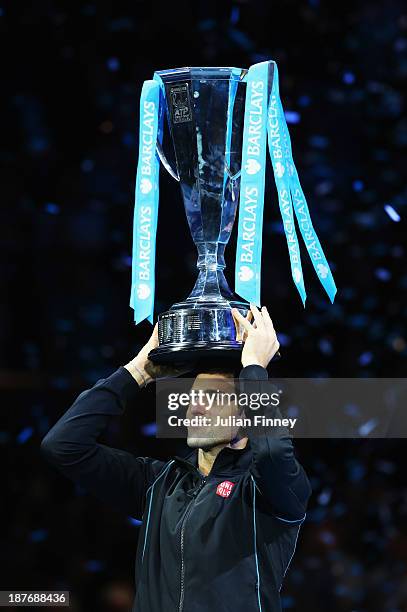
[184,242,239,305]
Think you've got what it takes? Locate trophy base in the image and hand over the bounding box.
[148,304,247,365]
[148,341,244,365]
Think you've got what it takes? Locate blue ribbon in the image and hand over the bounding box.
[235,61,270,306]
[273,73,337,303]
[130,80,161,324]
[235,60,337,306]
[267,66,306,306]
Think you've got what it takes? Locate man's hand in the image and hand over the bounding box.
[124,324,190,387]
[232,304,280,369]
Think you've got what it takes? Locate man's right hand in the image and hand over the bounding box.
[124,323,190,387]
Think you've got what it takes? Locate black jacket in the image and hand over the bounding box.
[41,364,311,612]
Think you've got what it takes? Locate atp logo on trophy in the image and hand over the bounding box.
[170,84,192,124]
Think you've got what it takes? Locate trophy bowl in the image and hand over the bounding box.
[147,66,252,364]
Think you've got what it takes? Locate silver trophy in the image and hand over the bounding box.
[148,67,253,364]
[132,63,335,361]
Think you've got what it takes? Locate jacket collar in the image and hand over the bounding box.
[174,440,252,477]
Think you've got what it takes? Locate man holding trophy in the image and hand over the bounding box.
[42,61,336,611]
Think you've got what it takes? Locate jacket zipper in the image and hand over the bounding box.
[178,476,206,612]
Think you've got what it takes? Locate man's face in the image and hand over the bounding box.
[185,372,242,450]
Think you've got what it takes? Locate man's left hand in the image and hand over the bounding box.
[232,304,280,369]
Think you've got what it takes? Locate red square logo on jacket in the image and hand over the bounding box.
[216,481,235,498]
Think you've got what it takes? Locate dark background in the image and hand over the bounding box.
[1,1,406,610]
